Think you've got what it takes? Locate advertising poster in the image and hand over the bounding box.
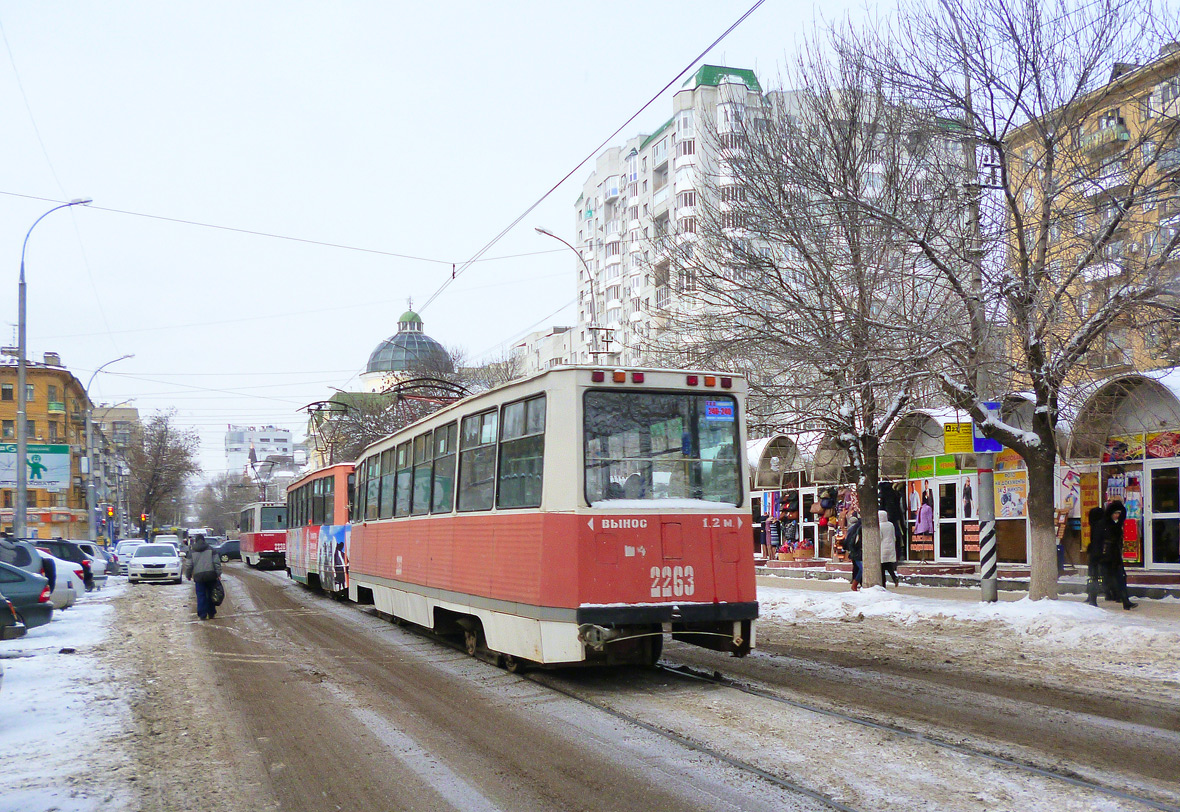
[1146,431,1180,459]
[1058,469,1082,518]
[960,473,979,519]
[995,448,1025,471]
[995,470,1028,518]
[1123,470,1144,563]
[1080,473,1100,551]
[0,443,71,490]
[943,422,974,454]
[1103,434,1145,463]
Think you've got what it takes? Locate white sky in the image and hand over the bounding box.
[0,0,859,476]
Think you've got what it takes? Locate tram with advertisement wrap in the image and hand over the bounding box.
[286,463,354,595]
[346,366,757,669]
[239,502,288,569]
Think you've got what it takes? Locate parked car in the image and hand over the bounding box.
[114,540,146,575]
[37,553,81,609]
[155,534,185,558]
[0,538,58,600]
[35,539,104,592]
[0,560,53,629]
[1,596,27,640]
[128,544,182,585]
[214,539,240,562]
[75,541,119,576]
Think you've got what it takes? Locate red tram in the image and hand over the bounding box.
[239,502,288,569]
[346,366,757,668]
[286,463,354,594]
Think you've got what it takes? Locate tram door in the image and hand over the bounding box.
[1148,462,1180,568]
[937,481,960,560]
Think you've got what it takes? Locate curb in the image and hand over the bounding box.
[754,566,1180,600]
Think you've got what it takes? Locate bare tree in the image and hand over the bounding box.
[651,37,965,586]
[127,410,200,534]
[197,472,257,536]
[844,0,1180,597]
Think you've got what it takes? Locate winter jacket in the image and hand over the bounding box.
[1086,506,1106,577]
[878,510,897,564]
[1101,501,1128,570]
[845,520,863,563]
[183,536,222,583]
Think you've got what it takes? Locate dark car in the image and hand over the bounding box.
[1,595,26,640]
[0,560,52,629]
[214,539,240,562]
[34,539,98,591]
[0,537,52,586]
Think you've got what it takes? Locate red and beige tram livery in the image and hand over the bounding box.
[348,366,757,668]
[286,463,354,595]
[239,502,289,569]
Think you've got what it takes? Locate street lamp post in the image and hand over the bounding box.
[85,370,134,542]
[534,227,615,363]
[14,198,92,540]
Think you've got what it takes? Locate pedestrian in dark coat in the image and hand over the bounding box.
[846,514,863,591]
[182,535,223,620]
[1101,501,1137,610]
[1085,506,1105,606]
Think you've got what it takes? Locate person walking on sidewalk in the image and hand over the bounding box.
[878,509,900,587]
[1085,506,1105,606]
[846,513,863,591]
[1100,501,1138,610]
[183,534,222,620]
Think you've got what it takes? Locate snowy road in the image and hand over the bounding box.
[4,568,1179,811]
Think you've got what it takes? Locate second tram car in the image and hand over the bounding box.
[286,463,354,595]
[346,366,757,669]
[239,502,288,569]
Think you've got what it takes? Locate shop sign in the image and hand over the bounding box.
[995,470,1028,517]
[908,457,934,479]
[910,533,934,552]
[943,422,974,454]
[1146,431,1180,459]
[935,454,960,477]
[1103,433,1145,462]
[0,443,71,490]
[1080,473,1100,552]
[962,520,980,553]
[995,448,1025,471]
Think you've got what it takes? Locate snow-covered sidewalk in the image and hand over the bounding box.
[758,579,1180,684]
[0,580,131,812]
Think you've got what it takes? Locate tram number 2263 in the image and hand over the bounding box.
[650,565,695,598]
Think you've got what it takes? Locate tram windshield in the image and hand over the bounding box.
[260,506,286,530]
[584,391,742,506]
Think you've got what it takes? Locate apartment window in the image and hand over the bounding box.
[679,217,697,234]
[721,186,746,202]
[2,420,12,439]
[721,211,745,229]
[676,190,696,209]
[26,420,34,438]
[676,139,696,158]
[1143,140,1158,163]
[0,384,10,401]
[2,491,9,508]
[48,422,58,442]
[677,110,694,135]
[642,180,648,193]
[25,384,33,402]
[47,385,58,402]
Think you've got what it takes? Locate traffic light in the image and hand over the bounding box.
[140,513,148,522]
[106,506,114,517]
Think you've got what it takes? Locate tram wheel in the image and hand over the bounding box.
[502,654,526,674]
[464,629,479,657]
[646,634,664,667]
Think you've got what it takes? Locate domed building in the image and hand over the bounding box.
[359,309,453,392]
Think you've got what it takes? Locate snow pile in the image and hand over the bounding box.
[0,581,129,812]
[758,584,1180,661]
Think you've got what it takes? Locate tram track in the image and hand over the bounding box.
[650,660,1180,812]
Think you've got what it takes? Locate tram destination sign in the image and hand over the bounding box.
[0,443,71,490]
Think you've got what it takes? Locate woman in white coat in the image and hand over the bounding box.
[878,509,900,587]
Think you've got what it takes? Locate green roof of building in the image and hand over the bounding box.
[398,310,422,324]
[683,65,761,93]
[640,116,676,150]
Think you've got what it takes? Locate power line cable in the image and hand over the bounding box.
[416,0,769,314]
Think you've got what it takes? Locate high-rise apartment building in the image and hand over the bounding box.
[568,66,764,365]
[225,425,293,475]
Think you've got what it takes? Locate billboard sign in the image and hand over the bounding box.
[0,444,72,490]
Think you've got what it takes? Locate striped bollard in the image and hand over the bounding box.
[978,455,998,602]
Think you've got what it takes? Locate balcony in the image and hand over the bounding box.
[1084,169,1129,197]
[1080,123,1130,154]
[47,401,66,414]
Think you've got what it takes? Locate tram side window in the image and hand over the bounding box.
[311,479,322,525]
[458,410,498,511]
[352,467,363,522]
[347,474,355,523]
[395,442,413,517]
[497,395,546,509]
[324,474,335,525]
[432,423,458,513]
[365,457,380,520]
[379,449,396,519]
[241,510,253,534]
[412,431,433,515]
